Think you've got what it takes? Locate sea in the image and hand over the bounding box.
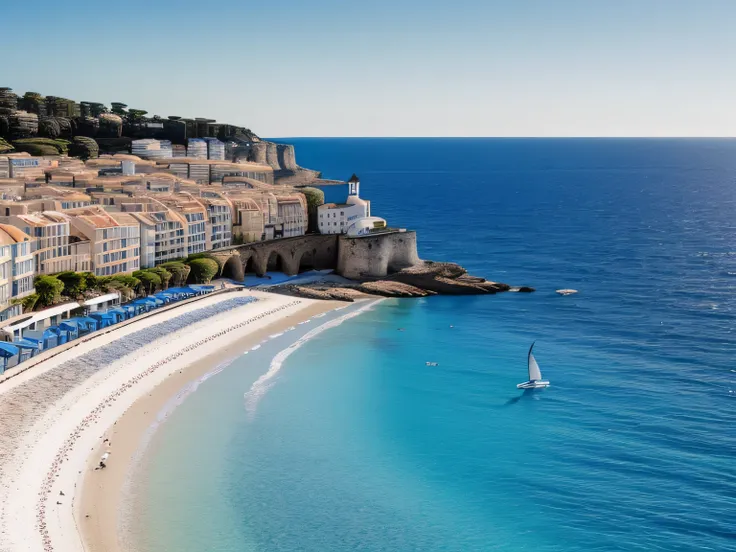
[130,139,736,552]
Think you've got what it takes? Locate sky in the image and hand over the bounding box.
[3,0,736,137]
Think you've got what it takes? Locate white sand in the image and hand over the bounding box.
[0,290,328,552]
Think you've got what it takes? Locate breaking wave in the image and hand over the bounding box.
[244,301,380,418]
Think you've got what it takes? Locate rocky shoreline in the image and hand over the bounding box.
[271,260,535,302]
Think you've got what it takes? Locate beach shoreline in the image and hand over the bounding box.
[79,299,341,552]
[0,290,344,552]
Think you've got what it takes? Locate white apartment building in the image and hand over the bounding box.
[0,224,35,299]
[317,175,370,235]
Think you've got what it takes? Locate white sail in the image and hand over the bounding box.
[528,343,542,381]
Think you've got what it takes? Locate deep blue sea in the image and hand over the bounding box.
[134,139,736,552]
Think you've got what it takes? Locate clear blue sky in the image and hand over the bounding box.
[3,0,735,137]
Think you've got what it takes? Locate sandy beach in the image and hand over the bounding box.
[0,290,342,552]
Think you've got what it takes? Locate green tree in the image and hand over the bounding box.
[132,270,161,295]
[160,262,190,287]
[14,293,39,312]
[128,109,148,120]
[149,267,172,290]
[82,272,99,290]
[111,274,140,290]
[300,187,325,233]
[187,253,222,276]
[186,258,218,284]
[34,275,64,308]
[56,271,86,297]
[104,280,136,302]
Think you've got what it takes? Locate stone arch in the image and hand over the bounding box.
[297,247,318,272]
[243,255,257,275]
[221,254,244,282]
[266,250,287,273]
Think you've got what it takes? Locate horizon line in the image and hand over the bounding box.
[267,136,736,140]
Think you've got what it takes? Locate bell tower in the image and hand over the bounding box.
[348,173,360,197]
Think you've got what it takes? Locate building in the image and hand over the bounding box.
[276,194,308,238]
[64,207,141,276]
[3,153,55,180]
[205,138,225,161]
[153,195,208,255]
[0,224,35,300]
[131,139,173,160]
[317,174,370,235]
[187,139,208,159]
[196,195,232,250]
[0,234,14,320]
[0,212,72,274]
[125,200,187,267]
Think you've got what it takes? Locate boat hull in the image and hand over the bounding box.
[516,380,550,389]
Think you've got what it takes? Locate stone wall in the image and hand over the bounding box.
[337,231,420,279]
[213,234,339,279]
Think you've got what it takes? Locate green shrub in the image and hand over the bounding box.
[56,271,86,297]
[12,138,70,154]
[82,272,99,290]
[104,280,135,302]
[300,187,325,233]
[160,262,190,287]
[34,275,64,308]
[10,143,59,156]
[0,138,13,153]
[148,266,171,289]
[69,136,99,160]
[111,274,140,289]
[132,270,161,294]
[186,258,218,284]
[187,253,222,276]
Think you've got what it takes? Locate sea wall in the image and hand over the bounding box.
[337,231,420,279]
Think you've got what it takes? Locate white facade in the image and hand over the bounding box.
[187,139,208,159]
[131,139,173,160]
[317,176,370,235]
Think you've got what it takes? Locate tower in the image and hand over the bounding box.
[348,173,360,197]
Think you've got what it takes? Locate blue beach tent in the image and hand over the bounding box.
[14,338,40,361]
[0,342,20,373]
[48,325,68,345]
[153,292,174,304]
[166,286,198,298]
[89,312,116,329]
[128,299,151,313]
[106,308,128,322]
[59,320,80,341]
[40,328,59,349]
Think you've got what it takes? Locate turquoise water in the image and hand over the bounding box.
[136,139,736,551]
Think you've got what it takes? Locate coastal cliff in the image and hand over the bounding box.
[244,141,321,185]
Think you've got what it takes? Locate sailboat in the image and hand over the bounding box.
[517,342,550,389]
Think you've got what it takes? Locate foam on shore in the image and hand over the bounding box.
[244,299,381,419]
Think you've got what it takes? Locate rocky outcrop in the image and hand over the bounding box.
[358,281,435,297]
[387,261,517,295]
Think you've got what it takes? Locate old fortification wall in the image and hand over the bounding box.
[337,231,420,279]
[277,144,297,171]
